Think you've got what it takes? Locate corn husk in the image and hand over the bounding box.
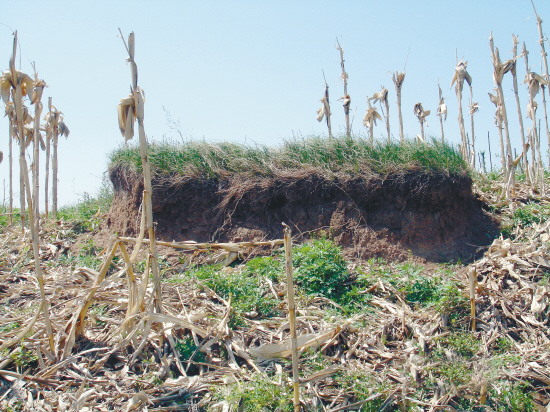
[363,104,381,129]
[370,88,388,105]
[316,104,325,122]
[413,103,430,123]
[0,69,34,104]
[58,121,70,138]
[341,94,351,114]
[117,90,145,142]
[451,59,472,89]
[526,72,547,100]
[527,100,538,120]
[436,85,447,122]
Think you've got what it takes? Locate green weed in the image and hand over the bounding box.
[55,237,103,270]
[293,238,349,300]
[187,263,278,328]
[175,335,205,374]
[210,372,294,411]
[0,322,20,333]
[335,370,396,411]
[357,261,468,319]
[502,201,550,237]
[434,332,480,359]
[427,360,472,387]
[10,344,38,374]
[488,381,535,412]
[0,206,20,230]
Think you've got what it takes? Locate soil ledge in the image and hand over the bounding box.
[105,164,499,263]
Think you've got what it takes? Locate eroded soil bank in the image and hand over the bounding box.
[105,164,499,263]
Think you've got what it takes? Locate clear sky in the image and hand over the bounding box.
[1,1,549,208]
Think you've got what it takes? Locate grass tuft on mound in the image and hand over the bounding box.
[109,135,468,179]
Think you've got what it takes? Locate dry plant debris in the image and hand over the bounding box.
[1,178,550,411]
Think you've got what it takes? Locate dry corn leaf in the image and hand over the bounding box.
[249,329,335,359]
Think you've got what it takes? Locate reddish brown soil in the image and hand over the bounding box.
[104,164,499,263]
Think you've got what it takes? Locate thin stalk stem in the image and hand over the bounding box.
[283,223,300,412]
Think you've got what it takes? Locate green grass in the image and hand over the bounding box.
[501,201,550,238]
[356,260,468,321]
[172,240,469,327]
[210,372,294,411]
[487,382,535,412]
[0,206,19,230]
[57,177,113,234]
[109,136,468,179]
[0,322,20,333]
[168,238,372,325]
[183,262,280,328]
[1,174,113,234]
[335,370,395,411]
[175,335,205,374]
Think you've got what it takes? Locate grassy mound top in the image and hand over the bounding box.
[109,136,468,179]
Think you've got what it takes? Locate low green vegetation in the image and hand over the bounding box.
[57,177,113,234]
[0,322,20,333]
[56,237,103,270]
[357,260,469,321]
[1,175,113,234]
[210,371,294,412]
[0,206,19,230]
[335,370,394,411]
[501,200,550,238]
[109,136,468,179]
[175,335,205,374]
[173,238,373,325]
[10,343,38,374]
[183,261,279,328]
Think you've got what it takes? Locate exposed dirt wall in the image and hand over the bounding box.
[106,165,498,263]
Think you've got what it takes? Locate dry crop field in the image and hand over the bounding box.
[2,131,550,411]
[2,6,550,411]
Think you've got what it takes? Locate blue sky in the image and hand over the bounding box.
[1,1,549,208]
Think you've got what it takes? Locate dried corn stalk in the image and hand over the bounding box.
[523,42,545,193]
[4,103,15,224]
[43,99,68,219]
[370,87,390,143]
[317,76,332,138]
[30,64,46,225]
[43,98,60,216]
[436,81,447,143]
[488,90,508,178]
[531,1,550,166]
[413,102,429,142]
[116,30,163,334]
[1,31,55,355]
[469,99,478,168]
[0,43,34,229]
[451,59,472,162]
[336,38,350,137]
[392,71,406,144]
[489,34,514,186]
[363,99,381,144]
[283,223,300,412]
[511,35,531,186]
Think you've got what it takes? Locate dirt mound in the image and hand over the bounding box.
[105,164,499,263]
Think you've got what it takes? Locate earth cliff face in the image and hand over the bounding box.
[105,164,499,263]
